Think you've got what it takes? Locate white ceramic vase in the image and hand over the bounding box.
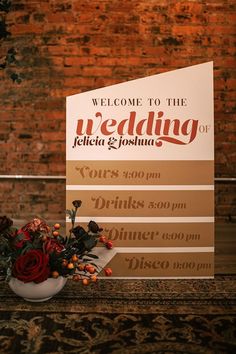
[9,276,67,302]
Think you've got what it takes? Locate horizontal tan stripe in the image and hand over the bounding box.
[67,160,214,185]
[102,252,214,277]
[71,222,214,247]
[66,190,214,217]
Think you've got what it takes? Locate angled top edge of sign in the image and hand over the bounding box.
[66,61,214,161]
[66,61,213,99]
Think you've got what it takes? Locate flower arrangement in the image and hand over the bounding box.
[0,200,113,286]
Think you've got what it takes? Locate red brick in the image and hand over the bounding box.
[172,25,205,35]
[173,2,203,14]
[64,57,96,66]
[10,24,43,34]
[41,132,65,142]
[65,77,95,88]
[46,13,74,23]
[82,66,113,77]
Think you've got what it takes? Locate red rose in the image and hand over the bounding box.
[14,229,31,249]
[43,238,64,255]
[12,249,50,283]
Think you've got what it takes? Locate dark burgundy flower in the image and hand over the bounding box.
[72,200,82,209]
[0,216,13,233]
[43,238,65,255]
[12,249,50,283]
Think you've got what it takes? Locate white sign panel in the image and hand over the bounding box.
[66,62,214,278]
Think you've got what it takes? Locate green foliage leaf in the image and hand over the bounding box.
[66,209,73,218]
[19,242,34,255]
[15,233,25,241]
[89,262,98,268]
[86,253,99,259]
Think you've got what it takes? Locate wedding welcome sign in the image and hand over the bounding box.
[66,62,214,278]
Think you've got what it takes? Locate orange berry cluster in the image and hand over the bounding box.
[73,274,97,286]
[50,223,113,284]
[52,223,61,237]
[99,235,113,249]
[71,259,98,285]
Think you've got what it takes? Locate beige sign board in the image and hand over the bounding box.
[66,62,214,278]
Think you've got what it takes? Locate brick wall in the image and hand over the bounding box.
[0,0,235,222]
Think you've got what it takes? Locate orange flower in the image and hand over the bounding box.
[22,218,50,234]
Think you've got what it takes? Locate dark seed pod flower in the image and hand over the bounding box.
[88,220,103,234]
[72,200,82,209]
